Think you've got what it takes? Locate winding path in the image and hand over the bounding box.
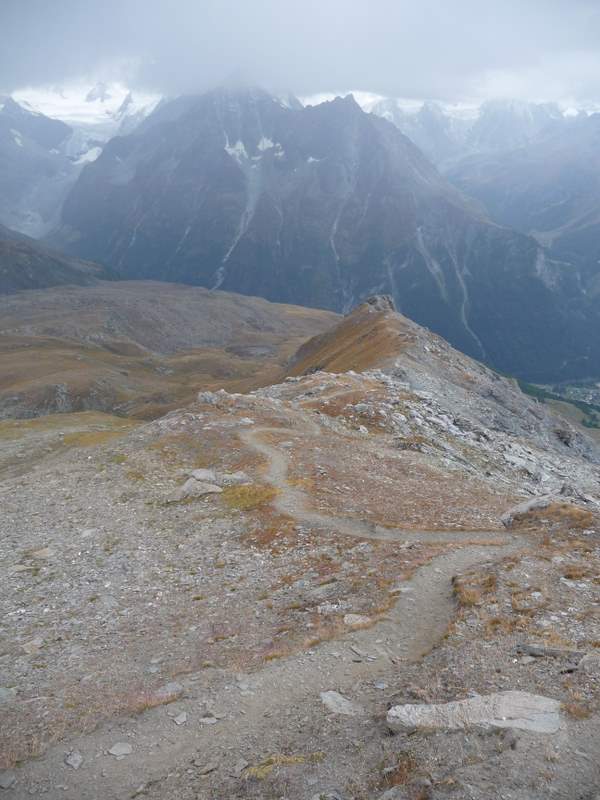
[239,421,520,546]
[8,416,526,799]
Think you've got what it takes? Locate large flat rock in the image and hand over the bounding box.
[387,690,561,734]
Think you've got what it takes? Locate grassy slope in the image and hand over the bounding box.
[0,282,339,420]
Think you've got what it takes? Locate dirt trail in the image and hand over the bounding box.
[7,416,526,799]
[9,545,520,800]
[239,422,518,546]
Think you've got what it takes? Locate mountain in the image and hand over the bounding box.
[445,112,600,291]
[0,88,160,238]
[52,86,600,382]
[13,82,161,141]
[465,99,564,155]
[369,97,566,168]
[369,98,472,165]
[371,95,600,315]
[0,97,80,236]
[0,222,109,293]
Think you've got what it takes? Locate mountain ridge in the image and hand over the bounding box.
[0,222,110,294]
[50,86,600,382]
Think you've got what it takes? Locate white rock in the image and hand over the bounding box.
[501,495,556,527]
[173,712,187,725]
[389,585,413,595]
[175,479,223,501]
[387,690,561,733]
[229,758,248,778]
[189,468,217,482]
[320,690,363,716]
[197,391,218,404]
[0,772,16,790]
[64,750,83,770]
[220,470,250,486]
[153,682,184,703]
[578,651,600,677]
[108,742,133,757]
[0,687,16,704]
[22,637,43,655]
[343,613,371,628]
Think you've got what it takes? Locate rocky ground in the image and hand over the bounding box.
[1,298,600,799]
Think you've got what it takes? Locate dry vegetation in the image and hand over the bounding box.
[0,281,338,421]
[288,304,416,376]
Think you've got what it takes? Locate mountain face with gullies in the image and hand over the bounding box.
[0,97,77,237]
[444,112,600,296]
[53,86,600,382]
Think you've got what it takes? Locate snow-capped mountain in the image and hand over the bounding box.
[0,84,160,238]
[13,82,161,141]
[369,98,475,165]
[52,86,600,381]
[368,96,570,166]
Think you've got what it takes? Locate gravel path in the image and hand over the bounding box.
[5,421,526,799]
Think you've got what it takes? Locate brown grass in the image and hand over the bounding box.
[453,571,497,608]
[245,752,325,780]
[562,701,593,720]
[379,753,419,788]
[242,515,296,551]
[62,430,130,447]
[562,565,592,580]
[483,615,525,636]
[512,502,594,531]
[288,305,414,376]
[221,483,279,511]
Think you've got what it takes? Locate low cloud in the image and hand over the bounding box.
[3,0,600,104]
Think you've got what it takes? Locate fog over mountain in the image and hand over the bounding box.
[3,0,600,107]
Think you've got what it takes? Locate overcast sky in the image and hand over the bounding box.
[3,0,600,105]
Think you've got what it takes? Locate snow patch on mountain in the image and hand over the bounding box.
[257,136,274,151]
[74,146,102,165]
[10,129,23,147]
[12,82,161,139]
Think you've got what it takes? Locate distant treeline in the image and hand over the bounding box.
[518,380,600,429]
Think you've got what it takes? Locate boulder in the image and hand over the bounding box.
[108,742,133,757]
[387,690,561,734]
[187,468,249,487]
[363,295,396,313]
[320,690,363,716]
[0,772,16,790]
[501,495,555,528]
[173,479,223,501]
[219,470,250,486]
[578,651,600,678]
[189,468,217,482]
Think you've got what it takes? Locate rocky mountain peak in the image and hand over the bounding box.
[52,85,600,382]
[360,294,396,313]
